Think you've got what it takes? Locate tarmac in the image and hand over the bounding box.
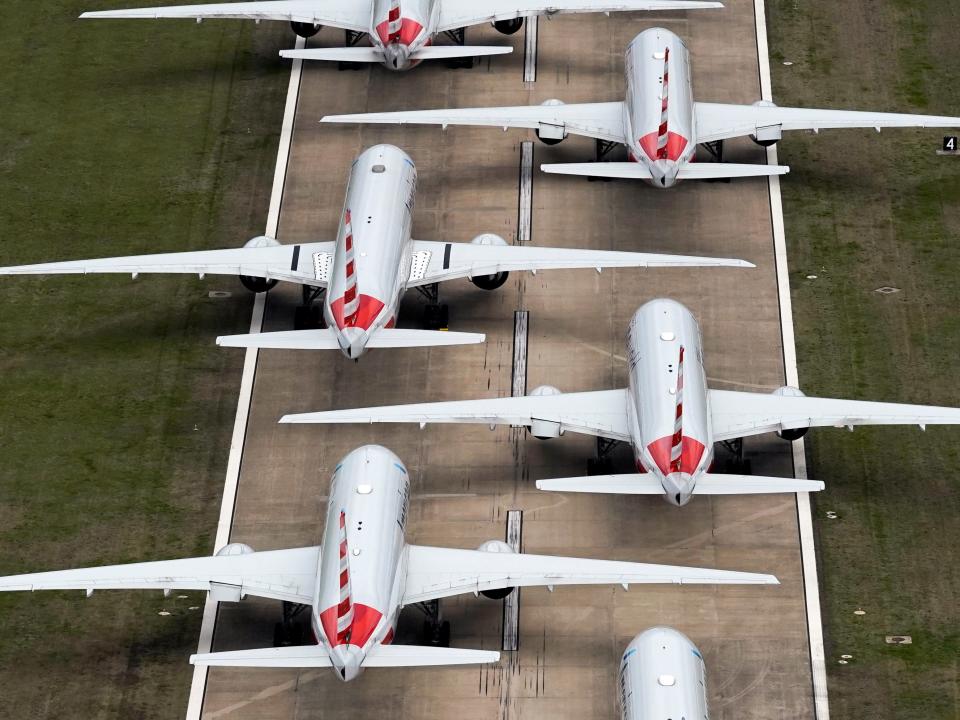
[198,4,817,718]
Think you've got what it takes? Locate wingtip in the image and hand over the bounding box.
[766,575,781,585]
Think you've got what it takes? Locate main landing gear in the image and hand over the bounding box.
[717,438,753,474]
[587,139,620,183]
[417,599,451,647]
[443,28,474,69]
[294,285,327,330]
[587,437,621,475]
[273,601,310,647]
[338,30,367,71]
[698,140,731,183]
[416,283,449,330]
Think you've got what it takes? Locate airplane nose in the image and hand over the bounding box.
[662,472,694,507]
[383,44,411,70]
[330,645,365,682]
[337,327,369,360]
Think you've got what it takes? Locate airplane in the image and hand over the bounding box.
[323,26,960,185]
[281,298,960,506]
[80,0,723,72]
[0,444,779,681]
[618,627,713,720]
[0,145,755,360]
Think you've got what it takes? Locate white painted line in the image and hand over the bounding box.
[183,36,307,720]
[523,16,538,83]
[512,310,529,398]
[502,510,523,651]
[753,2,830,718]
[518,141,533,245]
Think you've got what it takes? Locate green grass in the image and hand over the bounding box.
[0,3,288,717]
[768,0,960,717]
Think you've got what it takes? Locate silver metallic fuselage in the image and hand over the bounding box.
[369,0,438,70]
[619,627,710,720]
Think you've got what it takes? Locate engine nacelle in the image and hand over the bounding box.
[291,21,322,38]
[526,385,564,439]
[493,17,524,35]
[239,235,280,293]
[476,541,516,599]
[216,542,254,556]
[773,385,808,441]
[470,233,510,290]
[535,99,567,145]
[750,101,782,146]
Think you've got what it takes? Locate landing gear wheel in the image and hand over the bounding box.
[424,620,451,647]
[587,458,613,476]
[423,303,449,330]
[294,305,323,330]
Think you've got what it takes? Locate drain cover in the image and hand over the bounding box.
[886,636,912,644]
[208,290,232,298]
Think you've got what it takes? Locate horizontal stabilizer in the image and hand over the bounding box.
[191,644,499,668]
[537,473,824,495]
[536,475,663,494]
[694,474,825,494]
[280,47,384,63]
[217,328,485,350]
[540,162,790,180]
[410,46,512,60]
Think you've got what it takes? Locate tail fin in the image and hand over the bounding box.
[190,644,499,668]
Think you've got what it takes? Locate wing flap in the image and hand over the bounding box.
[280,389,632,441]
[696,101,960,143]
[81,1,370,31]
[323,102,627,143]
[403,545,777,604]
[408,240,752,286]
[709,389,960,441]
[437,0,722,31]
[0,547,319,604]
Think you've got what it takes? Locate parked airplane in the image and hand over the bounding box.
[0,445,778,680]
[282,298,960,506]
[324,27,960,185]
[0,145,750,360]
[80,0,722,71]
[618,627,712,720]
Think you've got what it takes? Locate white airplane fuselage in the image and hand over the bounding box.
[324,144,417,358]
[619,627,709,720]
[623,28,698,188]
[626,298,714,506]
[369,0,438,70]
[311,444,411,681]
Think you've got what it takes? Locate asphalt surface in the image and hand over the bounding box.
[199,6,816,719]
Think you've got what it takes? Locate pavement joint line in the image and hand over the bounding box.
[512,310,529,398]
[518,141,534,245]
[183,35,307,720]
[523,16,538,82]
[502,510,523,651]
[753,0,830,716]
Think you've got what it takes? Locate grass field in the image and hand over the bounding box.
[768,0,960,717]
[0,3,288,717]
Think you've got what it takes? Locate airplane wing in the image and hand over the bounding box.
[323,102,628,143]
[280,389,632,441]
[536,473,824,494]
[709,389,960,442]
[192,644,499,667]
[80,1,370,32]
[695,101,960,144]
[0,239,336,288]
[407,240,753,286]
[0,547,319,604]
[402,545,777,604]
[436,0,722,31]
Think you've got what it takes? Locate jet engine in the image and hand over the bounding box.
[476,540,516,598]
[470,233,510,290]
[493,18,524,35]
[527,385,564,439]
[239,235,281,293]
[535,99,567,145]
[749,101,782,147]
[291,21,322,38]
[772,385,808,441]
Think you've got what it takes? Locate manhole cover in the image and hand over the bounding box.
[875,286,901,295]
[886,636,912,644]
[208,290,232,299]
